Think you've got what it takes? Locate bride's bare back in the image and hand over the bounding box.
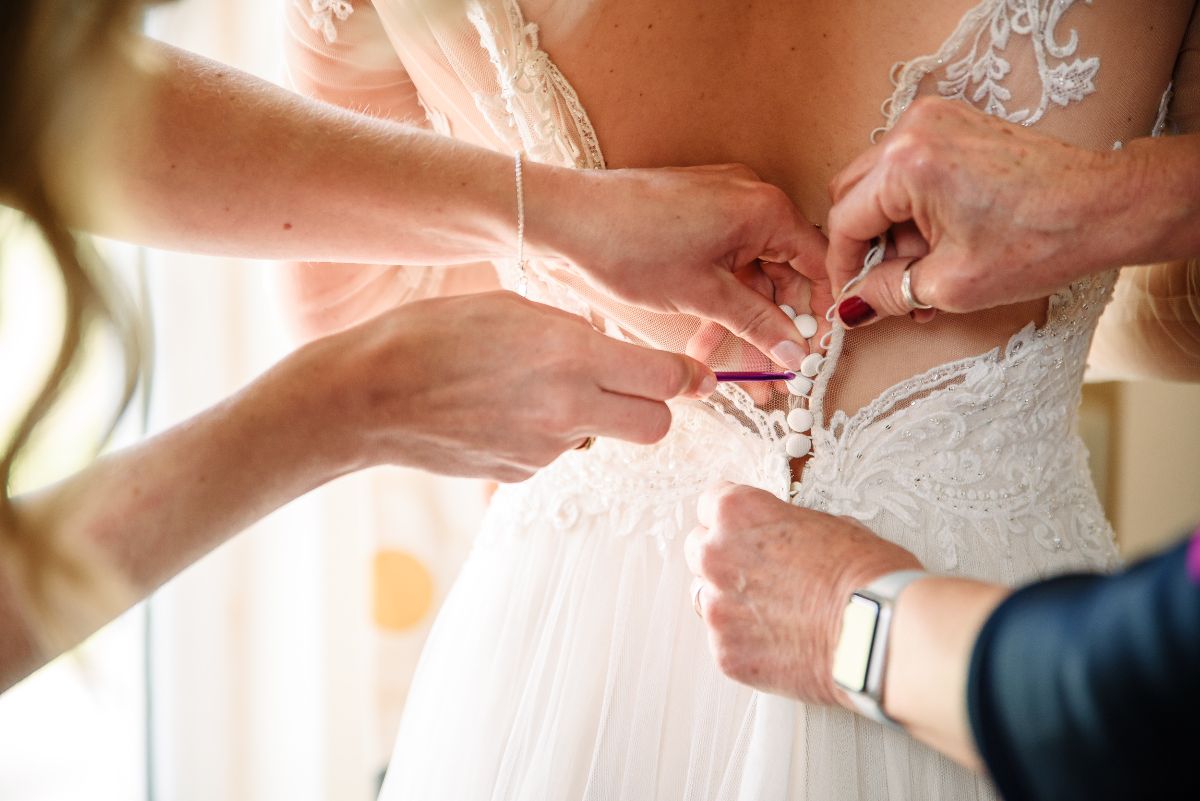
[522,0,1193,415]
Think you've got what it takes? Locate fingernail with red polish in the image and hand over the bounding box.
[838,296,876,328]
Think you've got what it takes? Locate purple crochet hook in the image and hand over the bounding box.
[714,371,796,383]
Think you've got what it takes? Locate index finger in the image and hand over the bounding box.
[827,142,882,206]
[826,172,903,295]
[592,338,715,401]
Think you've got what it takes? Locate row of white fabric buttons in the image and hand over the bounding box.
[779,303,820,459]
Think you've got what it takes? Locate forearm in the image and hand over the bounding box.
[0,344,348,691]
[1112,135,1200,268]
[62,40,578,265]
[880,577,1009,771]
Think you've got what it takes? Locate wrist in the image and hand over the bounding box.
[882,577,1009,767]
[248,336,376,487]
[829,569,931,724]
[1046,145,1143,276]
[520,159,602,262]
[1116,137,1200,265]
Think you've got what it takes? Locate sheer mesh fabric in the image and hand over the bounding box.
[279,2,1200,800]
[280,0,499,335]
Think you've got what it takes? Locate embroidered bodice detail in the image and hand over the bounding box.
[794,272,1119,570]
[877,0,1101,139]
[487,400,792,554]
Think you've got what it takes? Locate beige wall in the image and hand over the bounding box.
[1084,381,1200,560]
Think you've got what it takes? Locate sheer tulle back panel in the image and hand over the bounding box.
[361,0,1196,435]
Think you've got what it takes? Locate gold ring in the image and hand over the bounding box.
[574,436,596,451]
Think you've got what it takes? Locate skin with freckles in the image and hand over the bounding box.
[824,99,1200,326]
[684,483,920,706]
[685,482,1007,772]
[0,293,715,692]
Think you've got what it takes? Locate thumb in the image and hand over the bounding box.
[701,270,810,371]
[834,255,949,328]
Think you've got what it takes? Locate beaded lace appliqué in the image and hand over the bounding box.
[877,0,1101,140]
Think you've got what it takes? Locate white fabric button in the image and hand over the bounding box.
[785,433,812,458]
[800,353,825,378]
[778,304,797,320]
[794,313,818,339]
[787,376,814,397]
[787,408,814,433]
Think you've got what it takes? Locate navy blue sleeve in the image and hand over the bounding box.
[967,534,1200,801]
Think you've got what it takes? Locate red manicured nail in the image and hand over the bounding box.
[838,296,876,328]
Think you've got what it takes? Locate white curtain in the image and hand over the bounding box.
[142,3,481,800]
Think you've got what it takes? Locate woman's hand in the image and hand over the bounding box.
[528,163,827,370]
[297,291,716,482]
[685,483,921,705]
[824,98,1127,326]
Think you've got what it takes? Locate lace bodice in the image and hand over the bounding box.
[800,271,1120,571]
[286,0,1198,570]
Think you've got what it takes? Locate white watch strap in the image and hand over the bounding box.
[848,569,931,730]
[865,569,930,602]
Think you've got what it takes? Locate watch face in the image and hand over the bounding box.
[832,595,881,693]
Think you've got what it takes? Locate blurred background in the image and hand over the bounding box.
[0,1,1197,799]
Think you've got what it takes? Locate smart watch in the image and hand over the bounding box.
[831,569,929,729]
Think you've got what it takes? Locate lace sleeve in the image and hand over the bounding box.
[1089,5,1200,383]
[280,0,497,338]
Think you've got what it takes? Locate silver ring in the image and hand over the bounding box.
[901,260,934,311]
[693,583,705,618]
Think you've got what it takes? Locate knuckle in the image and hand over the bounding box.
[905,97,942,128]
[697,541,727,582]
[640,404,673,443]
[661,355,694,394]
[928,272,971,312]
[882,132,934,176]
[730,303,778,342]
[706,593,732,627]
[713,643,743,679]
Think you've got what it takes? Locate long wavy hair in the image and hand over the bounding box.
[1,0,148,647]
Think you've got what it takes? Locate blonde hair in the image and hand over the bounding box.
[1,0,147,647]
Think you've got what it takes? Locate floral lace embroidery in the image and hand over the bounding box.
[794,272,1120,571]
[876,0,1101,140]
[461,0,1120,569]
[300,0,354,45]
[484,402,791,554]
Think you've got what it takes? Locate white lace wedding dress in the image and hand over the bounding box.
[284,1,1200,798]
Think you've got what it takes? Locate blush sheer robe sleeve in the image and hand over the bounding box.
[280,0,498,338]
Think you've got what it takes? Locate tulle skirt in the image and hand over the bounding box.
[377,400,1100,800]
